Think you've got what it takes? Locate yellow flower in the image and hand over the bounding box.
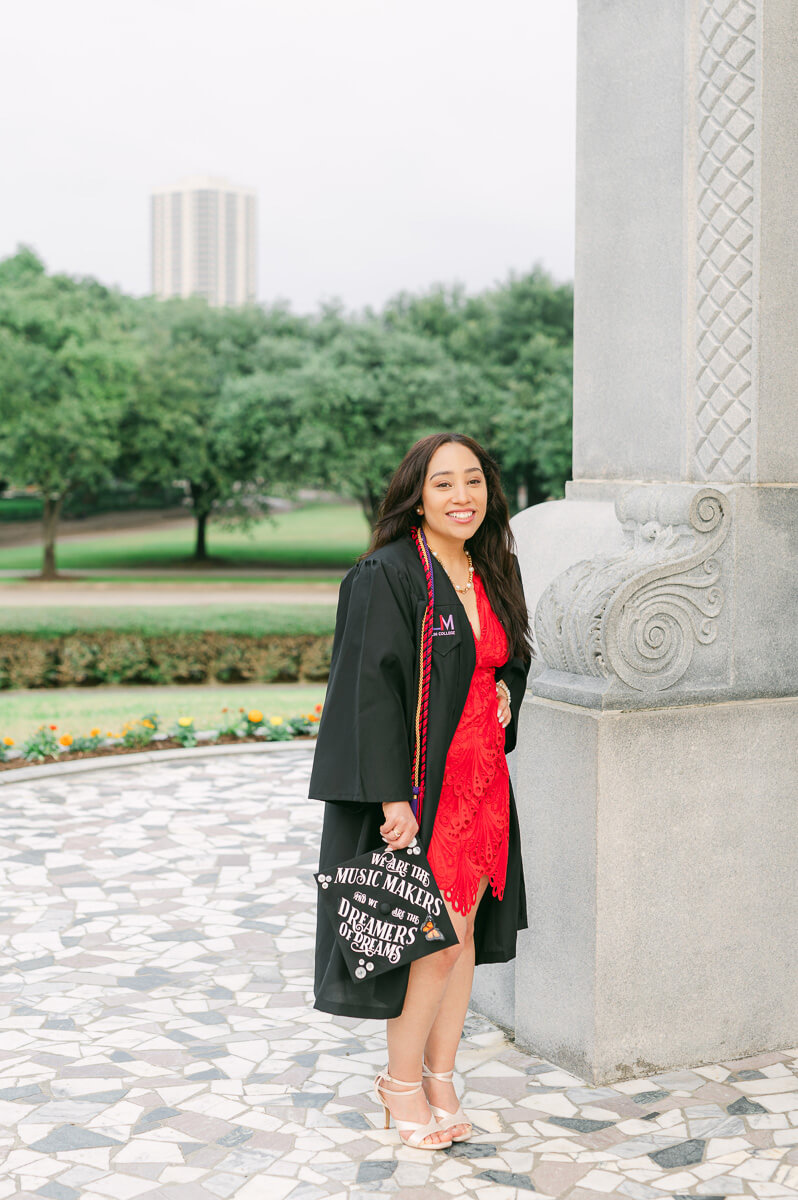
[59,734,73,748]
[141,719,154,729]
[178,717,193,728]
[247,709,263,723]
[269,716,283,726]
[3,737,13,746]
[106,730,115,737]
[90,727,101,737]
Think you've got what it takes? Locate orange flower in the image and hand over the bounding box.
[59,734,73,748]
[3,737,13,747]
[90,727,101,737]
[248,710,263,723]
[314,703,323,713]
[221,707,228,713]
[49,724,57,730]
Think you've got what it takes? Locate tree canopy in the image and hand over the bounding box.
[0,247,573,573]
[0,251,142,574]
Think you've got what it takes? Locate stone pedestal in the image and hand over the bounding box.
[498,0,798,1082]
[514,693,798,1085]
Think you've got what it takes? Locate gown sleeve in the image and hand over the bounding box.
[308,556,418,807]
[494,554,531,756]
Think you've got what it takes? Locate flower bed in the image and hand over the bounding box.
[0,706,321,772]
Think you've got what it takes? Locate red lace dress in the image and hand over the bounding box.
[426,573,510,915]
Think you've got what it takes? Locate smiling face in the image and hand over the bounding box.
[419,440,488,550]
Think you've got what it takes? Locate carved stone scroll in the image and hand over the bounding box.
[534,487,729,693]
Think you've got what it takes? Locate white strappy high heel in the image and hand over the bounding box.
[422,1061,473,1141]
[373,1068,453,1150]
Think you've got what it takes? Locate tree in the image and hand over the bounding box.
[0,249,575,578]
[1,400,118,576]
[244,322,509,528]
[0,244,46,288]
[381,267,574,505]
[0,249,141,576]
[119,299,314,559]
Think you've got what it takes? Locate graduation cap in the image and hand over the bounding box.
[315,839,458,982]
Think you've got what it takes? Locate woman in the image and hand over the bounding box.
[309,432,532,1149]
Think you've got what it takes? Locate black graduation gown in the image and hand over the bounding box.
[309,534,530,1020]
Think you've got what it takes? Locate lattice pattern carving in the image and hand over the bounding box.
[693,0,757,480]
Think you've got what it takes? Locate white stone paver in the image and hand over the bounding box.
[0,747,796,1199]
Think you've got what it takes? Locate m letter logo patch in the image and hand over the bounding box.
[433,613,455,637]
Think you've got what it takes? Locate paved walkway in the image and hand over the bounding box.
[0,582,340,606]
[0,748,796,1200]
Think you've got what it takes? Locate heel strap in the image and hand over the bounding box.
[422,1061,454,1082]
[376,1069,422,1095]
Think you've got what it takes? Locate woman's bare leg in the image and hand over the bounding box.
[422,875,490,1138]
[382,900,468,1145]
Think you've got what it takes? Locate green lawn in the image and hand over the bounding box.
[4,575,346,584]
[0,682,327,743]
[0,503,370,571]
[0,604,336,637]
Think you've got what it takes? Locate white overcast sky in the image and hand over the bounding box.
[1,0,577,314]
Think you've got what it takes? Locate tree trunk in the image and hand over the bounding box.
[188,482,211,561]
[194,511,209,560]
[362,488,379,531]
[41,495,63,579]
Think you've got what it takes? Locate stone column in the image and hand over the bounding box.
[504,0,798,1084]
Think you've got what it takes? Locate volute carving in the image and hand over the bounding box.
[534,488,729,693]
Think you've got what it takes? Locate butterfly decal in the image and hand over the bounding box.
[422,917,445,941]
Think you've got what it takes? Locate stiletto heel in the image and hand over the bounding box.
[422,1061,472,1142]
[373,1068,453,1150]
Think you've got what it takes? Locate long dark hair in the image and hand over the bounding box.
[366,432,533,662]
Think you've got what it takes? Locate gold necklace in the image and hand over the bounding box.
[430,548,474,594]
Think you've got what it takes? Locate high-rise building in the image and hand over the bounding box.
[150,175,257,306]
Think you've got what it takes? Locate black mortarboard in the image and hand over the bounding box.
[315,839,458,982]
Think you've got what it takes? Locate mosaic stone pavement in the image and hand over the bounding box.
[0,745,796,1200]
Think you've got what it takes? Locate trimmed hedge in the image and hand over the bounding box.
[0,632,333,689]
